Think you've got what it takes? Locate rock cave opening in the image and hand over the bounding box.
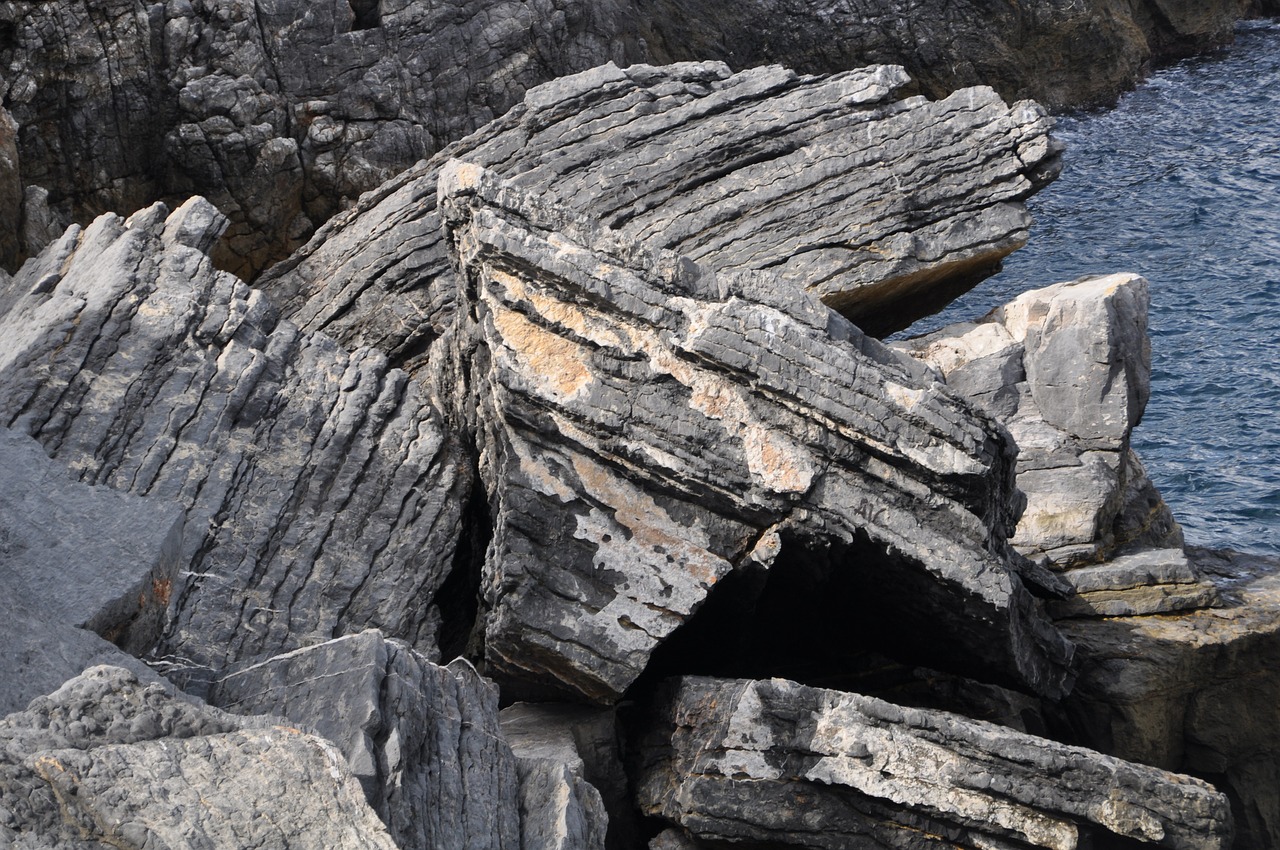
[348,0,381,30]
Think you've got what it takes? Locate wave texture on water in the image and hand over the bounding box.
[904,21,1280,555]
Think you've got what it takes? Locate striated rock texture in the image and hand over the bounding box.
[636,675,1234,850]
[0,665,398,850]
[0,426,184,713]
[1061,547,1280,850]
[0,197,469,693]
[437,160,1073,704]
[209,629,523,850]
[263,60,1060,350]
[1,0,1273,274]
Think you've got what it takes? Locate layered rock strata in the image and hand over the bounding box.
[636,676,1234,850]
[0,197,469,692]
[263,60,1060,350]
[0,665,398,849]
[437,160,1073,703]
[2,0,1273,274]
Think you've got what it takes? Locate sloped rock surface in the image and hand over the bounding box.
[1062,547,1280,850]
[896,273,1186,567]
[0,198,469,693]
[1047,547,1219,618]
[209,629,523,850]
[263,60,1060,355]
[0,426,185,714]
[438,160,1073,704]
[636,675,1234,850]
[0,665,398,850]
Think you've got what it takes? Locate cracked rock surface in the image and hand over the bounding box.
[636,675,1234,850]
[0,197,470,694]
[437,160,1073,703]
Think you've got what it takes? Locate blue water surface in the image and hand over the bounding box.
[905,21,1280,554]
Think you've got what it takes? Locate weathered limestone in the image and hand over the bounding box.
[0,198,470,693]
[636,675,1234,850]
[209,629,523,850]
[438,160,1073,704]
[263,60,1060,355]
[0,666,398,850]
[1062,547,1280,850]
[0,426,185,714]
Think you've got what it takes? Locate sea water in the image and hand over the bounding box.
[905,20,1280,555]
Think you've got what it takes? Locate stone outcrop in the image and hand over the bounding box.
[1,0,1272,274]
[209,629,523,850]
[0,197,470,693]
[0,665,398,849]
[263,60,1060,352]
[636,675,1234,850]
[438,160,1073,703]
[0,426,184,714]
[1061,547,1280,850]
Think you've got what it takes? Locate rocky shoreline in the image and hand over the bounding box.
[2,3,1279,849]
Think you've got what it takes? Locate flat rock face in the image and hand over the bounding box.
[438,161,1073,703]
[0,198,470,693]
[0,665,398,850]
[636,675,1234,850]
[263,61,1059,354]
[209,630,523,850]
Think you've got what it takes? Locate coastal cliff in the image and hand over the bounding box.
[1,4,1279,850]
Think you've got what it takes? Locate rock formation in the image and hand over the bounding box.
[2,0,1274,275]
[0,665,399,849]
[262,60,1060,347]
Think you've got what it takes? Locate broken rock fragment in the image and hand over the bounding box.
[438,160,1073,704]
[636,675,1233,850]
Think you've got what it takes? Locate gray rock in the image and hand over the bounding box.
[895,274,1186,568]
[1047,547,1220,618]
[1061,547,1280,850]
[438,161,1073,703]
[0,665,398,850]
[636,675,1233,850]
[515,759,609,850]
[209,629,523,850]
[0,198,469,693]
[0,426,185,714]
[263,60,1059,360]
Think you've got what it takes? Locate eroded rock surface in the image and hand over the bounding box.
[438,160,1073,704]
[0,198,469,693]
[209,629,523,850]
[0,665,397,850]
[263,60,1060,352]
[637,675,1234,850]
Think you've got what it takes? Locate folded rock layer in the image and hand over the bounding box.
[262,60,1059,354]
[437,160,1073,703]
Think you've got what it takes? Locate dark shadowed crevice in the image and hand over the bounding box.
[434,469,491,661]
[349,0,381,30]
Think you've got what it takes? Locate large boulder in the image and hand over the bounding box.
[0,665,398,849]
[437,160,1073,703]
[209,629,524,850]
[0,198,470,693]
[635,675,1234,850]
[263,60,1060,353]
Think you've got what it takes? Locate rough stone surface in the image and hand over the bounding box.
[636,675,1234,850]
[0,426,185,714]
[1047,547,1220,618]
[209,629,523,850]
[1,0,1273,274]
[263,60,1060,357]
[1062,547,1280,850]
[0,665,398,850]
[895,274,1188,568]
[0,198,469,694]
[438,161,1072,704]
